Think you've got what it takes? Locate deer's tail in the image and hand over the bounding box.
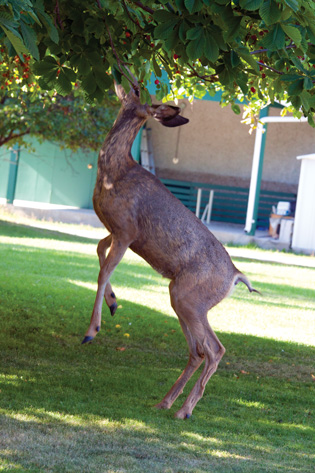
[234,273,261,295]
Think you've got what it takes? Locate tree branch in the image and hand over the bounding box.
[250,42,300,56]
[0,129,30,147]
[257,61,284,75]
[105,23,139,89]
[94,1,139,89]
[122,0,145,30]
[187,63,218,83]
[54,0,64,30]
[131,1,154,15]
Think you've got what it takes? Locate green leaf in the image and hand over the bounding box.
[231,104,241,114]
[306,26,315,45]
[93,67,112,90]
[77,56,91,75]
[0,24,28,57]
[63,67,76,83]
[236,45,259,71]
[152,56,162,77]
[281,24,302,46]
[307,114,315,127]
[239,0,264,11]
[287,78,304,95]
[20,21,39,60]
[259,0,282,25]
[165,25,180,50]
[186,27,203,41]
[218,66,232,86]
[300,90,311,111]
[223,15,242,42]
[55,70,72,95]
[178,20,190,41]
[0,10,18,30]
[184,0,203,14]
[236,71,249,94]
[204,31,219,62]
[213,0,229,4]
[280,74,302,81]
[33,56,58,75]
[153,10,175,22]
[81,71,97,95]
[89,85,105,103]
[284,0,299,12]
[140,87,151,105]
[154,20,177,40]
[231,50,240,67]
[303,77,313,90]
[186,36,205,61]
[290,55,308,73]
[262,24,286,50]
[37,11,59,43]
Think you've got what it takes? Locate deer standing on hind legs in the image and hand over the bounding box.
[82,79,259,419]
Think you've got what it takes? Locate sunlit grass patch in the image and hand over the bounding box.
[0,219,314,473]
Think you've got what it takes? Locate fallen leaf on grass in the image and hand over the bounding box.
[116,347,126,351]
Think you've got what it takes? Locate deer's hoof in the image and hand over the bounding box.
[154,401,171,410]
[174,409,191,420]
[81,335,94,344]
[110,302,118,316]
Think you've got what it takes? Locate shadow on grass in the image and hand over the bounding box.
[1,220,314,472]
[1,290,314,473]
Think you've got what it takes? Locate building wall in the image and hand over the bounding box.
[148,99,315,192]
[264,107,315,188]
[0,138,98,208]
[0,147,11,201]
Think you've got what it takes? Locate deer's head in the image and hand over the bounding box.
[115,82,189,128]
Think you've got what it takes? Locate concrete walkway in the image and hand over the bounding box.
[2,204,315,269]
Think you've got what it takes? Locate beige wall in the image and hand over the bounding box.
[264,107,315,188]
[148,99,315,192]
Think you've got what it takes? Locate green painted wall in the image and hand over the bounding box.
[0,130,142,209]
[0,147,11,200]
[1,138,98,208]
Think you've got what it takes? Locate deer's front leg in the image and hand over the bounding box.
[82,237,130,344]
[97,235,118,316]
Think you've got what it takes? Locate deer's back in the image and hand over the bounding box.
[94,163,236,282]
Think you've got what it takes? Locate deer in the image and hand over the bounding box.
[82,78,259,419]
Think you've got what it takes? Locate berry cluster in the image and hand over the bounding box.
[0,52,35,91]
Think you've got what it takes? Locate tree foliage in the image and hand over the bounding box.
[1,1,315,124]
[0,53,118,150]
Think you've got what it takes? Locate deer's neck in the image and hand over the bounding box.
[98,106,146,178]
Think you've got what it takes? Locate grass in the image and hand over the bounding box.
[0,216,314,473]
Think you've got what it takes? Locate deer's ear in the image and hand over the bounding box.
[159,114,189,127]
[114,81,127,102]
[151,104,189,127]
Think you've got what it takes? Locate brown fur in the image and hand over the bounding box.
[83,84,258,419]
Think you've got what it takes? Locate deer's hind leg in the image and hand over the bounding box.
[97,235,118,316]
[157,278,226,418]
[155,281,205,410]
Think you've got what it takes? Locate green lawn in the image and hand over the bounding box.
[0,218,314,473]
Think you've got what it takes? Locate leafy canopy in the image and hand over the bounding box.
[1,0,315,124]
[0,54,118,150]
